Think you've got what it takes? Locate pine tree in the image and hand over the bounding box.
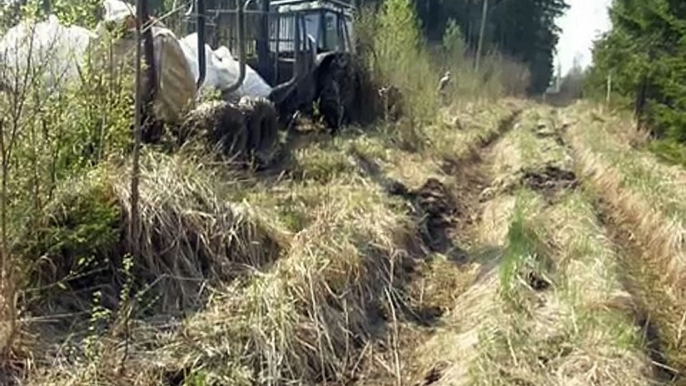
[587,0,686,140]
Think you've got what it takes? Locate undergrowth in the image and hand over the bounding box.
[0,0,528,384]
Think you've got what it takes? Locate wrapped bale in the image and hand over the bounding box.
[94,2,197,125]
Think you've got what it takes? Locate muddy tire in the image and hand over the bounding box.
[180,100,248,159]
[318,54,358,132]
[239,96,280,165]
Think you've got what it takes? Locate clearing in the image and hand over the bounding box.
[3,97,686,386]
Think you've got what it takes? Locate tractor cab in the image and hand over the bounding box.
[269,0,354,55]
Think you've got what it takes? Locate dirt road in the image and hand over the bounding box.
[380,103,686,386]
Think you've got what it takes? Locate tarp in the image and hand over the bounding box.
[101,0,272,99]
[151,27,198,123]
[102,0,136,25]
[0,0,272,119]
[95,0,198,123]
[0,15,96,90]
[179,33,272,99]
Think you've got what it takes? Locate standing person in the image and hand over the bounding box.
[437,70,451,104]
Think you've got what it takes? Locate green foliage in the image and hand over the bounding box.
[586,0,686,144]
[362,0,439,123]
[15,170,120,292]
[442,19,466,60]
[51,0,101,29]
[0,7,134,316]
[648,139,686,167]
[500,192,549,305]
[399,0,568,94]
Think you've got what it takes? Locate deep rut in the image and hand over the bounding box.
[556,109,680,384]
[593,199,679,383]
[350,109,522,385]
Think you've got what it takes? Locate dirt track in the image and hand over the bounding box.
[11,101,686,386]
[358,104,683,386]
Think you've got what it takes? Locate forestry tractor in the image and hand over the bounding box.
[175,0,380,164]
[0,0,383,164]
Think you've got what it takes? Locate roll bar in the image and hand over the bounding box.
[196,0,206,87]
[194,0,247,93]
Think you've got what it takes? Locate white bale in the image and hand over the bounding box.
[102,0,136,25]
[0,15,96,90]
[179,33,272,99]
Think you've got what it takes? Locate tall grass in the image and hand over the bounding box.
[355,0,529,127]
[0,5,134,363]
[566,104,686,373]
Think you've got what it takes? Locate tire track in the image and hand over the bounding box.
[559,108,680,384]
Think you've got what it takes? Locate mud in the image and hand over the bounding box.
[533,122,566,147]
[413,178,462,252]
[525,270,551,291]
[345,110,522,386]
[351,151,463,254]
[421,363,447,386]
[484,109,524,148]
[521,165,579,199]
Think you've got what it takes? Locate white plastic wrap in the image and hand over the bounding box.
[102,0,136,24]
[0,15,96,90]
[179,33,272,99]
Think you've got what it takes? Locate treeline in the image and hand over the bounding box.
[361,0,568,94]
[156,0,569,95]
[586,0,686,142]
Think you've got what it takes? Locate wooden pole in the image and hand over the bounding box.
[605,72,612,107]
[131,0,146,255]
[475,0,488,71]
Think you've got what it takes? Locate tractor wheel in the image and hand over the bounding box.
[213,102,248,160]
[239,96,280,165]
[180,100,248,160]
[318,54,358,133]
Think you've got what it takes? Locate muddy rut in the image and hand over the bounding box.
[361,106,678,386]
[346,109,521,385]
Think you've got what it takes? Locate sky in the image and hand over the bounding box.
[555,0,612,76]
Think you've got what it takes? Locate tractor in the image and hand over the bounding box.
[170,0,384,165]
[0,0,383,164]
[185,0,375,131]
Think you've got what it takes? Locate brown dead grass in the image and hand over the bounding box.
[5,96,523,386]
[409,107,655,386]
[565,104,686,375]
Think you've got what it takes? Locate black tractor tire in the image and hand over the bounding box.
[318,54,358,133]
[180,100,248,160]
[239,96,280,165]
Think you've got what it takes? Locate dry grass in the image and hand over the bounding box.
[155,179,418,385]
[116,151,288,310]
[3,88,522,386]
[23,168,418,386]
[9,149,286,319]
[565,104,686,374]
[409,107,655,386]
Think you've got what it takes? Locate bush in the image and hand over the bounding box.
[357,0,439,124]
[355,0,528,128]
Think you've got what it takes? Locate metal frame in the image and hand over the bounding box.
[194,0,246,92]
[190,0,352,87]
